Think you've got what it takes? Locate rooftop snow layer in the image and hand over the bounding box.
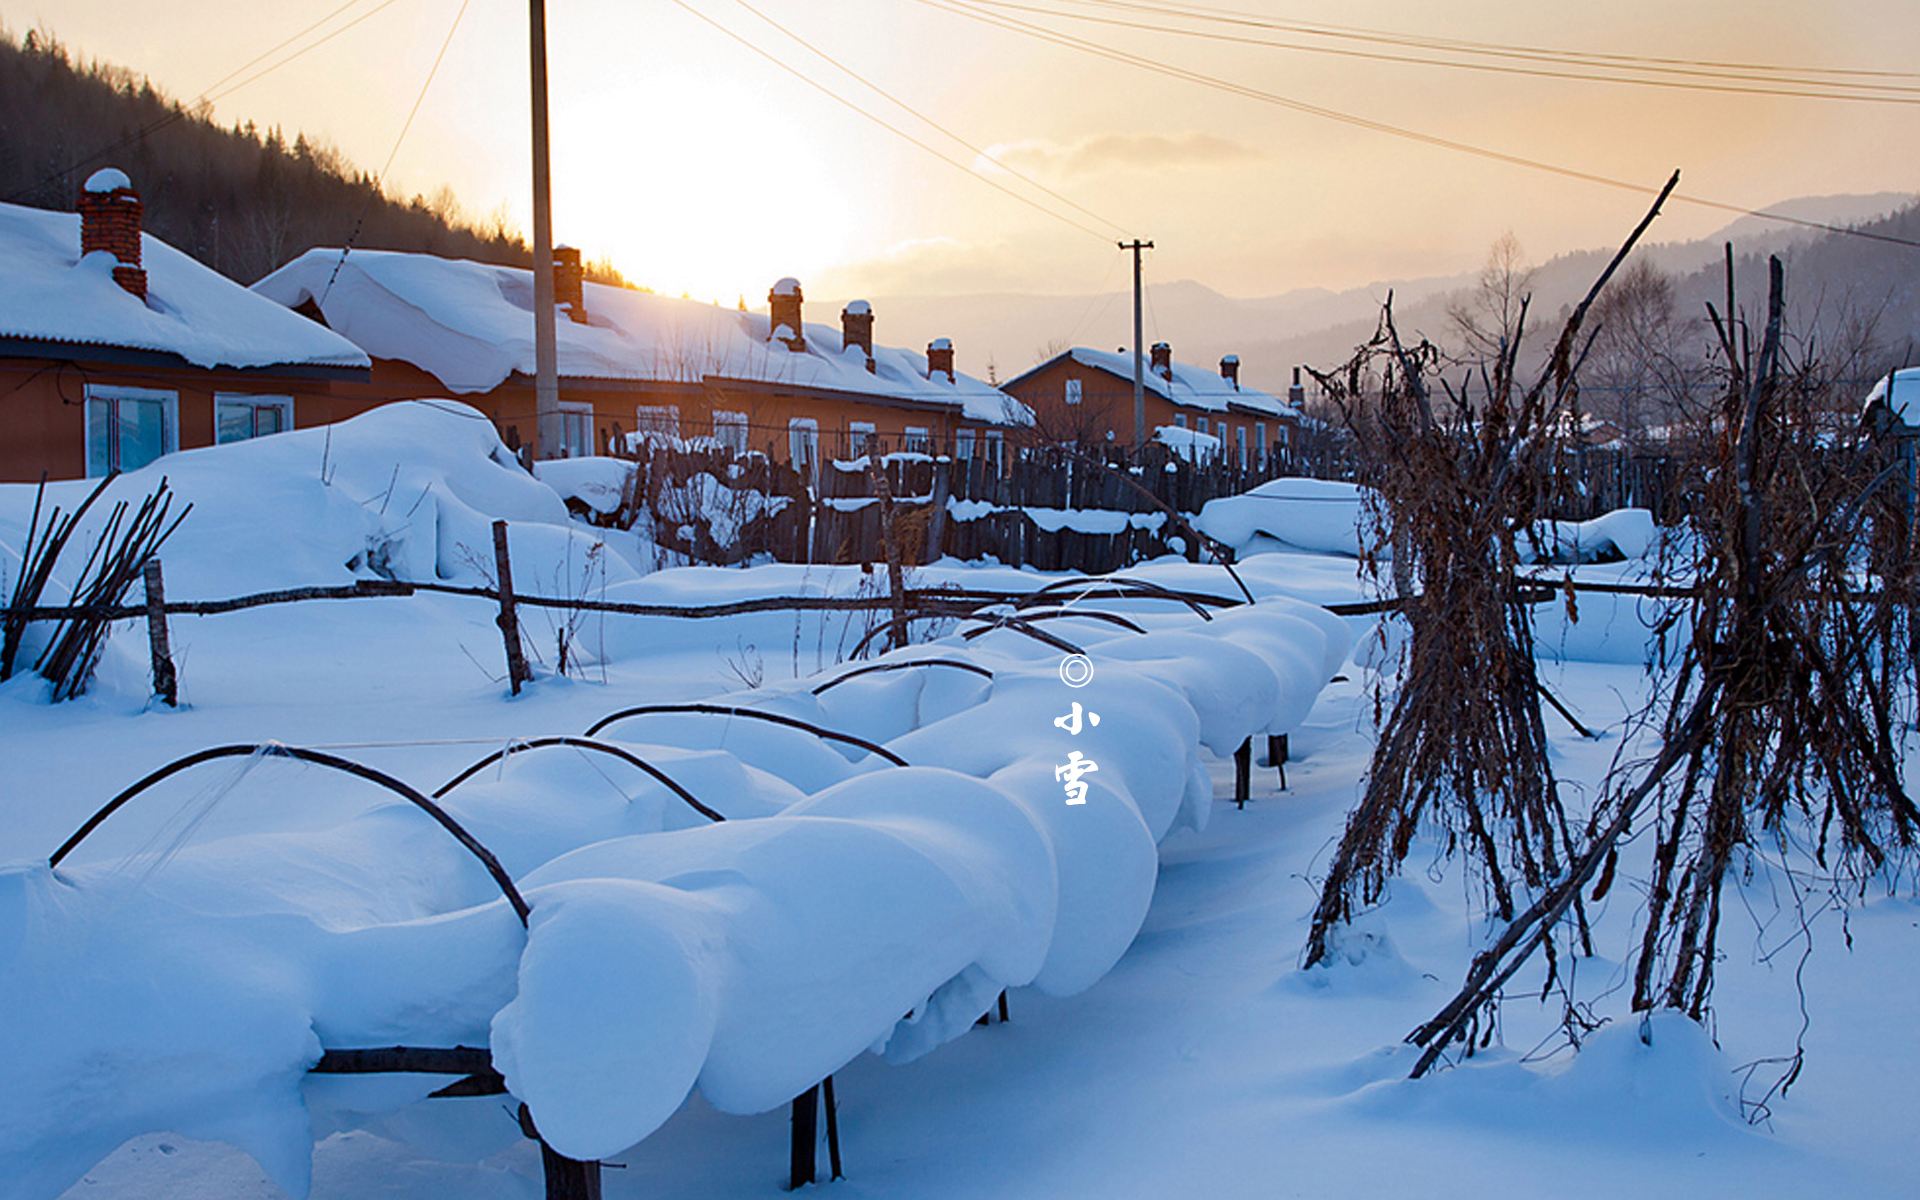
[255,249,1027,424]
[1021,347,1298,419]
[0,201,371,371]
[1865,366,1920,425]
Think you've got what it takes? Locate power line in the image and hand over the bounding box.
[1059,0,1920,85]
[665,0,1116,242]
[4,0,409,204]
[319,0,472,306]
[973,0,1920,105]
[917,0,1920,253]
[725,0,1132,237]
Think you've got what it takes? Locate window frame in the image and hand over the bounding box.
[954,428,977,460]
[213,392,294,446]
[902,425,931,454]
[712,410,749,455]
[84,384,178,478]
[557,400,595,458]
[1064,378,1083,406]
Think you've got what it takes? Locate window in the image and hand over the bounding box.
[848,420,878,456]
[902,426,931,454]
[633,405,681,440]
[954,428,976,460]
[1255,422,1268,467]
[214,393,293,445]
[1195,416,1209,436]
[788,418,820,482]
[559,401,594,458]
[85,385,177,477]
[713,410,749,455]
[982,429,1005,472]
[1173,413,1187,429]
[1065,378,1083,406]
[1236,424,1249,468]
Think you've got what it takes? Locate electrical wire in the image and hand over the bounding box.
[317,0,472,306]
[917,0,1920,252]
[4,0,409,203]
[666,0,1115,242]
[972,0,1920,105]
[726,0,1132,237]
[1057,0,1920,85]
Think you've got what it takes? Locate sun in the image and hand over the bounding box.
[553,69,857,305]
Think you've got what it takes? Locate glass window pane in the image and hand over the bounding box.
[216,402,252,444]
[87,399,113,476]
[255,405,286,437]
[119,397,168,471]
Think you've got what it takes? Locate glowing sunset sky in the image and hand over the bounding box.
[11,0,1917,303]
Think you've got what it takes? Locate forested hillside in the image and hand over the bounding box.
[0,26,626,287]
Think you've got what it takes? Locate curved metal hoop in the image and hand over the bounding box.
[811,657,994,696]
[584,703,910,767]
[1027,574,1220,621]
[432,736,726,823]
[49,743,532,925]
[960,607,1147,639]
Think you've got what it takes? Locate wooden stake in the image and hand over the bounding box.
[790,1083,820,1190]
[865,437,909,651]
[926,455,951,563]
[492,520,531,695]
[1234,737,1252,809]
[1267,733,1289,789]
[142,558,177,707]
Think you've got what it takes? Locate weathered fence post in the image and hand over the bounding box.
[491,520,532,695]
[865,437,908,650]
[142,558,178,707]
[790,1082,821,1189]
[926,456,951,563]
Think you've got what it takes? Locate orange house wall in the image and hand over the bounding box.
[0,355,361,482]
[1004,357,1296,460]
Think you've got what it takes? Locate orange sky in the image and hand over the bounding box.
[8,0,1917,303]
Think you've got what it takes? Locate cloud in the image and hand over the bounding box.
[981,132,1259,178]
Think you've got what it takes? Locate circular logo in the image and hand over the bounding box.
[1058,653,1095,688]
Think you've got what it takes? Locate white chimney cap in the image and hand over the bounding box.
[84,167,132,194]
[772,276,802,296]
[929,336,953,351]
[844,299,872,315]
[771,323,797,342]
[1221,354,1239,364]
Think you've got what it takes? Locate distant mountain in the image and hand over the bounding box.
[833,191,1918,396]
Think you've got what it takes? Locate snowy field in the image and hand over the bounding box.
[3,405,1913,1198]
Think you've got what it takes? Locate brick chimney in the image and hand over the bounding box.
[927,337,955,382]
[553,244,586,324]
[1219,354,1240,389]
[1289,365,1306,407]
[769,276,805,351]
[1150,341,1172,381]
[78,167,146,299]
[842,299,875,373]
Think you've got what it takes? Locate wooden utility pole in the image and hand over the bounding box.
[1119,238,1154,451]
[529,0,564,460]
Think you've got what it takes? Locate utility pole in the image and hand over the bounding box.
[529,0,563,460]
[1119,238,1154,452]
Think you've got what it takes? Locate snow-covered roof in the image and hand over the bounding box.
[1010,347,1299,419]
[1865,367,1920,426]
[0,201,370,372]
[254,249,1028,425]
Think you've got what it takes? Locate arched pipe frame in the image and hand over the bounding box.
[433,735,726,823]
[48,742,532,925]
[586,702,910,768]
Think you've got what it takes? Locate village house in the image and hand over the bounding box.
[252,251,1029,482]
[0,170,372,482]
[1001,343,1304,467]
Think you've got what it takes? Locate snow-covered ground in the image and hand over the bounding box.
[4,405,1914,1198]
